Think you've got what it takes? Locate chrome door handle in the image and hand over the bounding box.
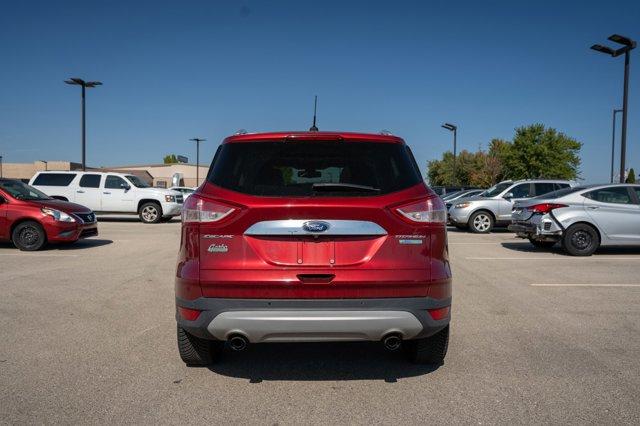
[103,191,111,194]
[76,190,85,193]
[587,206,599,210]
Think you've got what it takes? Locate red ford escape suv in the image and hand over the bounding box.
[175,131,452,365]
[0,178,98,251]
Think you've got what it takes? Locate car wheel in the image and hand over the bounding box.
[12,221,47,251]
[562,223,599,256]
[404,325,449,365]
[469,211,494,233]
[529,239,556,249]
[177,326,222,366]
[139,202,162,224]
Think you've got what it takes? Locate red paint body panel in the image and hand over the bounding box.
[175,131,452,301]
[0,188,97,244]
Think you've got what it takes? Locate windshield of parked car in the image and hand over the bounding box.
[207,141,423,197]
[0,179,52,200]
[126,175,150,188]
[481,182,512,197]
[441,191,462,201]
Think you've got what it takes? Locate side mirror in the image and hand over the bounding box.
[121,183,131,191]
[0,197,5,204]
[503,192,514,200]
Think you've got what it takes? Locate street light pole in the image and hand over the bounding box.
[611,109,623,183]
[442,123,458,186]
[189,138,206,187]
[620,49,631,183]
[591,34,636,183]
[0,155,3,178]
[64,78,102,171]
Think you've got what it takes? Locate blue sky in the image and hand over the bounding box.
[1,0,639,183]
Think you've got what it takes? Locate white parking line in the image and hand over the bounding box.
[466,257,640,260]
[531,284,640,287]
[0,253,78,258]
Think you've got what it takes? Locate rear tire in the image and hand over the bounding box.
[562,223,599,256]
[404,325,449,365]
[12,221,47,251]
[139,202,162,224]
[469,211,494,233]
[529,239,556,249]
[177,326,222,366]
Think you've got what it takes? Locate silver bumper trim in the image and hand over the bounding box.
[207,310,423,343]
[244,219,387,236]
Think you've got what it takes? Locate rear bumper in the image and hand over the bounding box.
[176,296,451,342]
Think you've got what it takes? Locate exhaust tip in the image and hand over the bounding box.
[382,334,402,351]
[228,334,249,351]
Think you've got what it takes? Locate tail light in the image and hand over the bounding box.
[395,197,447,224]
[177,306,201,321]
[181,194,236,223]
[525,203,568,214]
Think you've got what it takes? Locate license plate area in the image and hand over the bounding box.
[299,239,335,266]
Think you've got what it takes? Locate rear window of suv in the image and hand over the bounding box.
[207,141,423,196]
[32,173,76,186]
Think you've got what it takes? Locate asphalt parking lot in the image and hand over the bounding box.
[1,220,639,424]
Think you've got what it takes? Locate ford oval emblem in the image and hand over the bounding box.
[302,221,330,233]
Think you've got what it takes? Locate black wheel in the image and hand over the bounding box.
[139,202,162,224]
[529,239,556,249]
[469,211,494,233]
[404,325,449,365]
[562,223,599,256]
[12,221,47,251]
[177,326,222,366]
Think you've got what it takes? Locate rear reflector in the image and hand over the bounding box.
[396,197,447,224]
[177,306,201,321]
[427,306,450,320]
[182,194,236,223]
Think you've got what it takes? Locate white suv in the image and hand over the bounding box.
[29,171,183,223]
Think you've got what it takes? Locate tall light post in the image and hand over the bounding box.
[189,138,206,187]
[611,108,623,183]
[64,78,102,171]
[39,160,48,171]
[0,155,3,178]
[442,123,458,186]
[591,34,636,183]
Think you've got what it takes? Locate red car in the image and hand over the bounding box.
[175,131,452,364]
[0,178,98,251]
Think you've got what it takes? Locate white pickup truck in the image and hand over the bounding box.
[29,171,183,223]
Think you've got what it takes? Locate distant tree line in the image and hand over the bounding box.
[163,154,179,164]
[427,124,582,187]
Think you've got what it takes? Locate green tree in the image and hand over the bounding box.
[502,124,581,180]
[163,154,178,164]
[626,168,636,183]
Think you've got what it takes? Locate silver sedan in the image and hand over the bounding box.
[508,184,640,256]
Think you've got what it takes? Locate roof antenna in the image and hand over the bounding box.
[309,95,318,131]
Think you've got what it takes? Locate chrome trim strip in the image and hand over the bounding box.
[208,310,423,342]
[244,219,387,236]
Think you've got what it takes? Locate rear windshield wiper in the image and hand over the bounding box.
[311,183,380,193]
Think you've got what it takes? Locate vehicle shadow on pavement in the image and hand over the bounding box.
[48,238,114,250]
[206,342,440,382]
[500,241,564,254]
[501,241,640,256]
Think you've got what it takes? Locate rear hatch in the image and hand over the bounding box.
[183,136,450,299]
